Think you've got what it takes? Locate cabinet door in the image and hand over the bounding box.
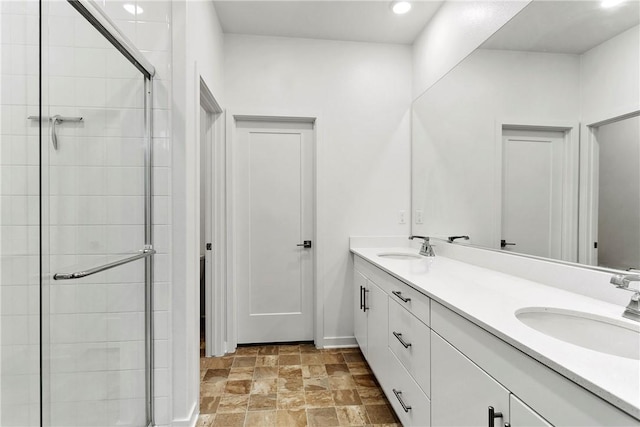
[510,395,553,427]
[354,269,368,357]
[366,280,388,382]
[431,331,510,427]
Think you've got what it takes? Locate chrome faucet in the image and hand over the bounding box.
[409,235,435,257]
[610,274,640,322]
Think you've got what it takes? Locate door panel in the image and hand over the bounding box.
[236,120,314,343]
[502,129,565,259]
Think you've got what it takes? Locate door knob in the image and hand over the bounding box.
[297,240,312,248]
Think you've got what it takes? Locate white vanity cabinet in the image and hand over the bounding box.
[353,263,389,380]
[510,395,552,427]
[388,298,430,396]
[354,255,432,426]
[351,253,639,427]
[431,301,637,427]
[431,331,510,427]
[353,269,368,357]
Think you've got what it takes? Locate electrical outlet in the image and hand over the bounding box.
[415,210,424,224]
[398,210,406,224]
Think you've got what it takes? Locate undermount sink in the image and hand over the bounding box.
[516,307,640,360]
[377,252,423,260]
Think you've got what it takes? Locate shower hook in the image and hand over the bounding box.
[27,115,84,150]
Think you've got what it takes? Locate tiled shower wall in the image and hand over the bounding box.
[1,0,172,426]
[1,1,41,426]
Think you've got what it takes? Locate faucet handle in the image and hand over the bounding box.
[611,274,627,288]
[408,235,428,241]
[611,274,640,291]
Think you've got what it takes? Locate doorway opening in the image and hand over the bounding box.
[584,111,640,270]
[199,78,225,357]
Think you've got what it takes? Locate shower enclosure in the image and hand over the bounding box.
[1,1,155,425]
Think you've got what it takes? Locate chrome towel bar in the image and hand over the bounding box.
[53,248,155,280]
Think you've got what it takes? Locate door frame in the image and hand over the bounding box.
[225,110,322,352]
[494,119,579,262]
[579,108,640,266]
[197,75,225,357]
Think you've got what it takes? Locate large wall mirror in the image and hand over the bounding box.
[412,0,639,271]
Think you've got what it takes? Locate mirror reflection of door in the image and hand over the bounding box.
[595,114,640,271]
[501,128,566,259]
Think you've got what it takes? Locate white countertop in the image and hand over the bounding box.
[351,247,640,419]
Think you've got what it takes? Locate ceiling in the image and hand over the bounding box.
[213,1,444,45]
[481,0,640,54]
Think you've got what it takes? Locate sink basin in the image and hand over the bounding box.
[516,307,640,360]
[377,252,423,260]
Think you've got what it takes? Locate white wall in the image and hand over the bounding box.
[580,25,640,123]
[0,2,40,425]
[224,34,412,346]
[171,1,225,425]
[412,0,530,100]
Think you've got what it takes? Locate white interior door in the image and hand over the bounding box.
[235,119,314,344]
[501,128,565,258]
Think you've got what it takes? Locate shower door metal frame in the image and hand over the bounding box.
[44,1,157,425]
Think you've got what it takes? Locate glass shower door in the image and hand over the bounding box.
[41,1,153,426]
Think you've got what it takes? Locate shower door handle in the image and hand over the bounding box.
[53,248,155,280]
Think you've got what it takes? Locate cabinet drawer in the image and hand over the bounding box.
[388,279,430,326]
[389,298,430,397]
[386,348,431,427]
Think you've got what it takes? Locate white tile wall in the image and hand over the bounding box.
[1,1,41,426]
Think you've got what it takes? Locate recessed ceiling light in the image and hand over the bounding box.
[123,3,143,16]
[391,1,412,15]
[601,0,625,8]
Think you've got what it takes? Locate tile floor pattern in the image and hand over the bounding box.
[197,343,401,427]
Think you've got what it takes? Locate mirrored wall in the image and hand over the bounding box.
[412,0,640,272]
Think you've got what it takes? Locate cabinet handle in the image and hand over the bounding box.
[392,291,411,303]
[488,406,503,427]
[363,288,369,311]
[359,286,364,310]
[393,389,412,412]
[393,331,412,348]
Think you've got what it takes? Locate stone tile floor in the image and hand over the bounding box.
[196,342,401,426]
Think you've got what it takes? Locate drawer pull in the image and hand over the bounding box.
[393,389,412,412]
[359,286,364,310]
[392,291,411,303]
[393,331,412,348]
[363,288,369,311]
[488,406,504,427]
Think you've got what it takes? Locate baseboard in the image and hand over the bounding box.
[171,403,198,427]
[322,336,358,348]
